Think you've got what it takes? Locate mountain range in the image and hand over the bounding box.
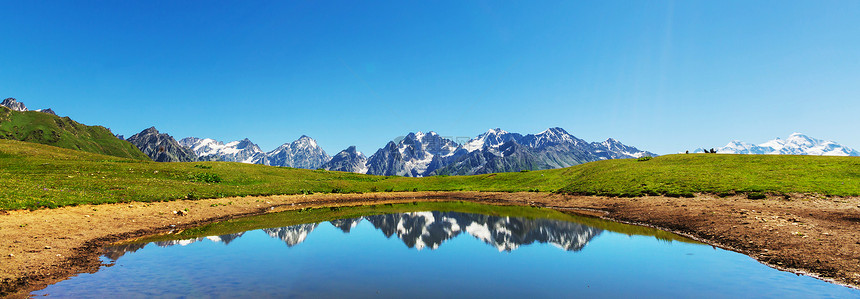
[696,133,860,156]
[179,135,331,168]
[6,98,858,177]
[126,126,655,176]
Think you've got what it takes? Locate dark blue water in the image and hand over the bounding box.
[34,211,859,298]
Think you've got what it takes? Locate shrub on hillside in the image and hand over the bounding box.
[188,172,222,183]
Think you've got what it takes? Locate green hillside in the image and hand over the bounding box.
[0,106,149,160]
[0,139,858,210]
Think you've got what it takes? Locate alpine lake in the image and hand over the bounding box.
[32,202,860,298]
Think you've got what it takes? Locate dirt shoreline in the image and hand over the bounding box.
[2,192,859,297]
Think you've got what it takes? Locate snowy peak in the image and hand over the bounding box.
[464,128,522,152]
[716,140,765,155]
[267,135,331,169]
[179,136,266,164]
[590,138,656,160]
[321,146,367,173]
[235,138,259,150]
[292,135,318,149]
[714,133,859,156]
[1,98,27,111]
[521,127,581,149]
[1,98,57,115]
[364,131,464,177]
[179,135,330,168]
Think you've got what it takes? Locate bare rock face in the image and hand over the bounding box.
[1,98,58,115]
[359,127,657,176]
[322,146,367,173]
[35,108,57,115]
[364,132,464,177]
[126,127,197,162]
[1,98,28,111]
[265,135,331,169]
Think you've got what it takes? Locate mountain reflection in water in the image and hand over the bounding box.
[104,211,602,260]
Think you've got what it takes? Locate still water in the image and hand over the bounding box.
[34,206,859,298]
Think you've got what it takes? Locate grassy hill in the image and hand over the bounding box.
[0,106,149,160]
[0,139,858,210]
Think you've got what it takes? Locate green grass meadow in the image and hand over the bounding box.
[1,139,858,210]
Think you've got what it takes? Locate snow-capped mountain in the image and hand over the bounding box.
[179,135,331,168]
[463,128,523,152]
[266,135,331,169]
[321,146,368,173]
[164,127,654,175]
[705,133,859,156]
[1,97,56,115]
[431,127,656,175]
[520,127,588,149]
[1,98,27,111]
[323,127,655,176]
[591,138,654,159]
[364,131,465,177]
[179,137,268,164]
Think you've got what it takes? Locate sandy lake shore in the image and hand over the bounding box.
[1,191,859,297]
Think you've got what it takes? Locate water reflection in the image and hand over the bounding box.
[104,211,602,259]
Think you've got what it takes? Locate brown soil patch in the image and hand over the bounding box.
[1,192,859,297]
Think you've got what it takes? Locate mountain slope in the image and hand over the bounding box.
[708,133,859,156]
[266,136,330,169]
[127,127,197,162]
[0,106,149,160]
[365,132,463,177]
[321,146,368,173]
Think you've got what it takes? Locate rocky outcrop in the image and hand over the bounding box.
[321,146,367,173]
[0,98,27,111]
[265,135,330,169]
[127,127,197,162]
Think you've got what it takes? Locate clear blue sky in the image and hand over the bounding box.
[2,1,858,155]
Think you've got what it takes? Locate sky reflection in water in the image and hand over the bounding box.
[34,211,859,298]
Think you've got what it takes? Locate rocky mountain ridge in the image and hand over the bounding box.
[126,127,197,162]
[178,135,331,169]
[340,127,657,177]
[170,127,656,176]
[1,98,57,115]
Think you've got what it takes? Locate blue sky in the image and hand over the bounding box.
[2,1,858,155]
